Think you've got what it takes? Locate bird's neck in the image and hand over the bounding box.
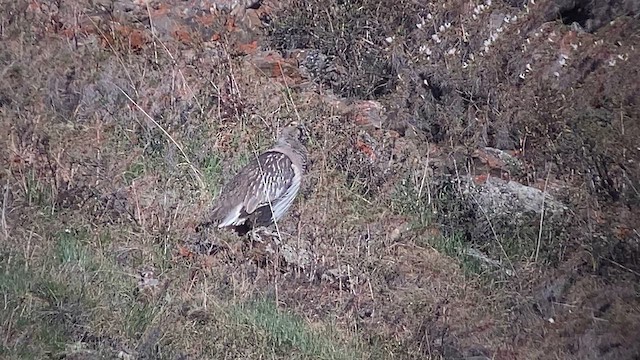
[271,143,307,169]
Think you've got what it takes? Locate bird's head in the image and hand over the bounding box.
[276,121,309,166]
[277,121,309,146]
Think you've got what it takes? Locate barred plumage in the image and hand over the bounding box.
[199,123,308,235]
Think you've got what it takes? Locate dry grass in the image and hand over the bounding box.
[2,0,640,359]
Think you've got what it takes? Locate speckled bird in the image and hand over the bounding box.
[199,123,308,235]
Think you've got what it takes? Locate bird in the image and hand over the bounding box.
[198,122,308,236]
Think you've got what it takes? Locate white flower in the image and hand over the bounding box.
[419,45,432,56]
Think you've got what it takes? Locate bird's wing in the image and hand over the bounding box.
[243,151,295,214]
[216,203,244,228]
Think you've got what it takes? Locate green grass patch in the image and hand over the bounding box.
[55,228,90,265]
[391,176,490,275]
[125,303,159,339]
[23,170,55,211]
[390,176,434,228]
[231,299,363,359]
[123,161,147,185]
[202,154,223,194]
[0,251,92,358]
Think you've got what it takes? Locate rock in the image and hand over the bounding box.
[541,0,640,33]
[286,48,345,88]
[472,176,567,216]
[472,147,525,178]
[210,0,262,15]
[435,173,570,259]
[349,100,384,129]
[247,50,304,81]
[280,243,312,269]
